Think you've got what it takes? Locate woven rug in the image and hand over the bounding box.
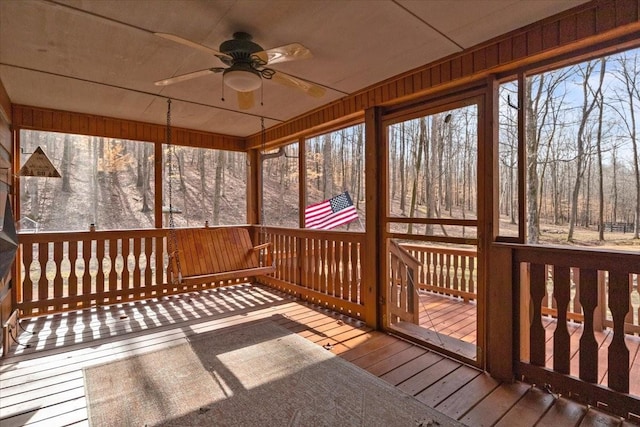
[84,320,462,426]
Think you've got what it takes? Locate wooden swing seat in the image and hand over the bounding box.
[168,227,275,286]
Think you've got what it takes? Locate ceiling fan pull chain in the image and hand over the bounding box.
[221,80,225,103]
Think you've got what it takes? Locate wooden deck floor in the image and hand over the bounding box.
[417,291,640,397]
[0,284,634,426]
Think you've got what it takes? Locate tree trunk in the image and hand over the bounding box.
[568,60,603,241]
[213,150,225,225]
[61,134,72,192]
[525,77,541,243]
[408,119,426,234]
[322,133,333,198]
[141,144,151,213]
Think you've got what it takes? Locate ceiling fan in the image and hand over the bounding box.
[154,31,325,109]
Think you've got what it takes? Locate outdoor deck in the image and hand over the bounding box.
[418,292,640,398]
[0,284,634,426]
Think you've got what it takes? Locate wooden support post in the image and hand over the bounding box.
[298,138,306,287]
[364,107,382,329]
[487,244,514,381]
[519,262,531,364]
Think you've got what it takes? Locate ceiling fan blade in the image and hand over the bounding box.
[272,72,325,98]
[154,32,232,60]
[237,91,255,110]
[262,43,312,65]
[154,68,222,86]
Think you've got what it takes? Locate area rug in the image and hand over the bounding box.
[84,320,462,426]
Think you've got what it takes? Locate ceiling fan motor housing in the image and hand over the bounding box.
[219,32,265,66]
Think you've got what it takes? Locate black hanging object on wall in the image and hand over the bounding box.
[0,193,18,280]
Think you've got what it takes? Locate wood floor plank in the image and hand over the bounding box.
[494,386,556,427]
[435,372,501,420]
[397,357,461,396]
[329,330,384,355]
[380,351,443,386]
[579,408,624,427]
[459,381,531,426]
[414,364,481,407]
[349,339,412,369]
[365,345,428,377]
[536,397,588,427]
[340,333,398,361]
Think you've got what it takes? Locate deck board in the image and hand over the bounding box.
[0,284,630,426]
[418,291,640,396]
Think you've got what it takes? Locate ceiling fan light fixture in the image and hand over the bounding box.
[223,67,262,92]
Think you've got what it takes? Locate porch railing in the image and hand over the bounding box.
[512,244,639,419]
[401,244,477,301]
[17,229,168,316]
[16,227,369,320]
[388,240,420,324]
[256,227,368,321]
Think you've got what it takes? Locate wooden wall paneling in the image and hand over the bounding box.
[387,80,397,100]
[498,38,513,64]
[430,65,441,86]
[512,33,528,60]
[473,50,487,74]
[461,52,474,77]
[559,15,578,45]
[527,26,543,56]
[12,105,244,150]
[597,1,618,33]
[440,61,451,85]
[616,0,640,26]
[412,73,422,95]
[576,8,597,40]
[485,44,499,69]
[542,22,560,50]
[450,57,462,81]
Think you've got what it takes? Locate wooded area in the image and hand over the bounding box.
[17,46,640,250]
[500,47,640,246]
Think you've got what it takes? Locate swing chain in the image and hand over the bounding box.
[259,116,274,268]
[166,99,182,284]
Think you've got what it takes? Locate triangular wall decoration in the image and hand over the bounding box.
[19,146,61,177]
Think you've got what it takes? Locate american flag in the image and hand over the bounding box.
[305,192,359,230]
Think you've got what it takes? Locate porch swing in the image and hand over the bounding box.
[163,99,275,287]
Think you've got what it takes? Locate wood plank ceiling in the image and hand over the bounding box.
[0,0,588,137]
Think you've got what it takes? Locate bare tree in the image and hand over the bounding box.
[568,60,605,241]
[525,69,571,243]
[612,53,640,239]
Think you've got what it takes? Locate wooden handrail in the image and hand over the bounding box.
[502,243,640,419]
